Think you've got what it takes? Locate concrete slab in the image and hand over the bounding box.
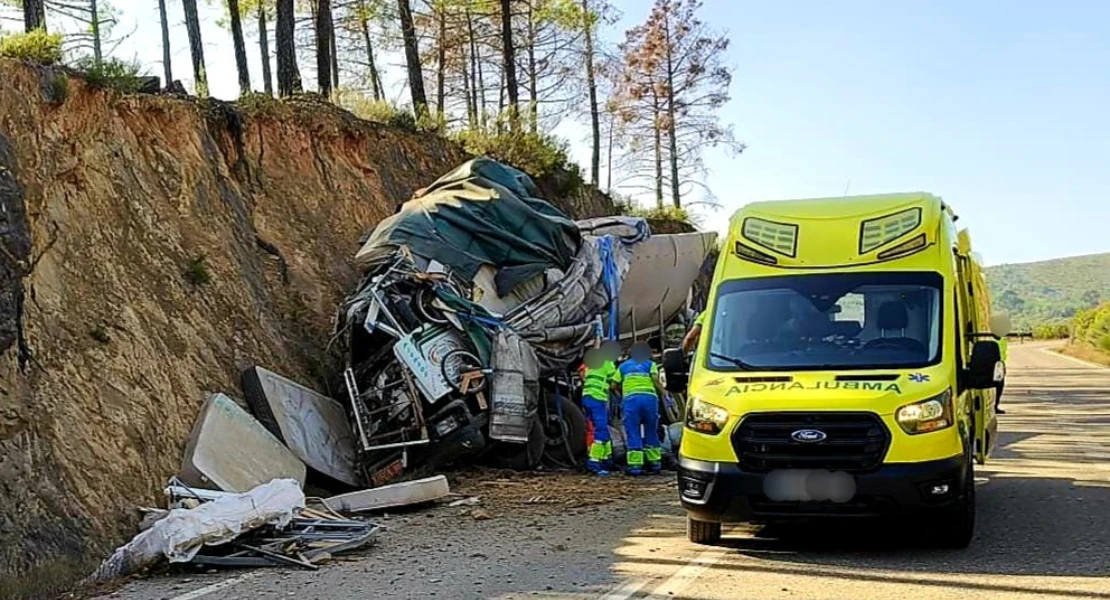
[179,393,307,492]
[241,366,362,487]
[322,475,450,514]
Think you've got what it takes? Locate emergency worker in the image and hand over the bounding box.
[614,342,665,475]
[581,348,618,474]
[995,335,1008,414]
[682,311,706,353]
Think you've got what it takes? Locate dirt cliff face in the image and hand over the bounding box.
[0,59,612,594]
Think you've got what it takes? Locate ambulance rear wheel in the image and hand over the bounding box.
[687,516,722,545]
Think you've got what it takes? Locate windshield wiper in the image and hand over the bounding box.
[710,352,751,369]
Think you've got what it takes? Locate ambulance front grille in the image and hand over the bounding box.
[732,412,890,473]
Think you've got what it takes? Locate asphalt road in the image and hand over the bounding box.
[101,342,1110,600]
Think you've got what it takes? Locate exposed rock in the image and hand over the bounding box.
[0,58,612,594]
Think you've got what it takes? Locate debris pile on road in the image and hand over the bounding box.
[88,477,395,582]
[86,479,308,583]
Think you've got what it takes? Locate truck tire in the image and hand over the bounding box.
[932,457,976,549]
[545,396,588,464]
[687,517,722,545]
[487,414,547,471]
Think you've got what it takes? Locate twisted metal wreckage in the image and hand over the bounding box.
[333,158,718,483]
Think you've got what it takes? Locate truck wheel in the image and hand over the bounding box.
[487,415,547,471]
[932,458,976,549]
[544,396,588,464]
[687,517,722,545]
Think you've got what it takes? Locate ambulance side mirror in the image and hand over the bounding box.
[967,340,1002,390]
[661,348,689,393]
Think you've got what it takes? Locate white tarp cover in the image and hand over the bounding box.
[86,479,305,583]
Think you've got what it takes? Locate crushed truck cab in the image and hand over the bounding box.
[665,192,1010,549]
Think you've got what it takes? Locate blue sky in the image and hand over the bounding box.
[9,0,1109,266]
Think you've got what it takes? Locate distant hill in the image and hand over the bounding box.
[986,252,1110,331]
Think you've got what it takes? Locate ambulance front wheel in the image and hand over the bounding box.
[687,516,722,545]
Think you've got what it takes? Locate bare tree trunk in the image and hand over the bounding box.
[499,0,519,130]
[182,0,207,96]
[228,0,252,94]
[497,65,505,132]
[526,2,537,132]
[470,10,487,127]
[23,0,45,33]
[466,9,480,128]
[663,12,681,208]
[462,42,475,128]
[330,21,339,89]
[606,109,614,191]
[158,0,172,84]
[360,17,382,101]
[90,0,102,62]
[435,6,446,116]
[276,0,301,96]
[316,0,334,97]
[652,89,664,209]
[582,0,600,187]
[258,3,274,95]
[397,0,428,117]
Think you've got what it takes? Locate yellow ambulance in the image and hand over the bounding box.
[663,192,1009,548]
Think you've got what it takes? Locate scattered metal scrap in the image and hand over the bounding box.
[163,478,379,571]
[187,511,378,570]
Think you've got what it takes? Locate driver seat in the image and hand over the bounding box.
[865,301,926,354]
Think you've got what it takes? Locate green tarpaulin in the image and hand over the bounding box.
[356,158,582,297]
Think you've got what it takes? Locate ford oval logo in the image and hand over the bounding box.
[791,429,827,443]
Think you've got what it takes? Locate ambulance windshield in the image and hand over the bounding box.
[706,271,943,371]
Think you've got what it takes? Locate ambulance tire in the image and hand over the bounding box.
[932,456,976,549]
[687,516,722,545]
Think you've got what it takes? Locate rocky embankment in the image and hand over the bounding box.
[0,59,613,595]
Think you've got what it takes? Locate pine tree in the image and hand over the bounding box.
[228,0,252,94]
[397,0,428,117]
[316,0,335,96]
[182,0,208,96]
[158,0,173,85]
[276,0,301,96]
[23,0,46,32]
[616,0,740,208]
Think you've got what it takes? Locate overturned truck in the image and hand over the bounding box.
[334,159,716,483]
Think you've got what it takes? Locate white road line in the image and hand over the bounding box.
[1039,347,1109,370]
[598,547,726,600]
[598,578,652,600]
[167,573,259,600]
[644,548,725,598]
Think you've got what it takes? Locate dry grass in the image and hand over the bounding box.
[1055,343,1110,368]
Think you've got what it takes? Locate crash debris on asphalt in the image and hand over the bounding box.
[86,157,713,584]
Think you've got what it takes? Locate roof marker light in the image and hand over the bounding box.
[860,208,922,254]
[742,218,798,257]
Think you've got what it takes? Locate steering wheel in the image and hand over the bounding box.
[866,338,908,350]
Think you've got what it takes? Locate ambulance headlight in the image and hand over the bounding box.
[896,389,953,435]
[686,396,729,435]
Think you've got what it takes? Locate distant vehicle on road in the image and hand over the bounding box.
[662,192,1010,549]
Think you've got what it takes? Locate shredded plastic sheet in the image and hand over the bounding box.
[355,158,582,296]
[86,479,305,584]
